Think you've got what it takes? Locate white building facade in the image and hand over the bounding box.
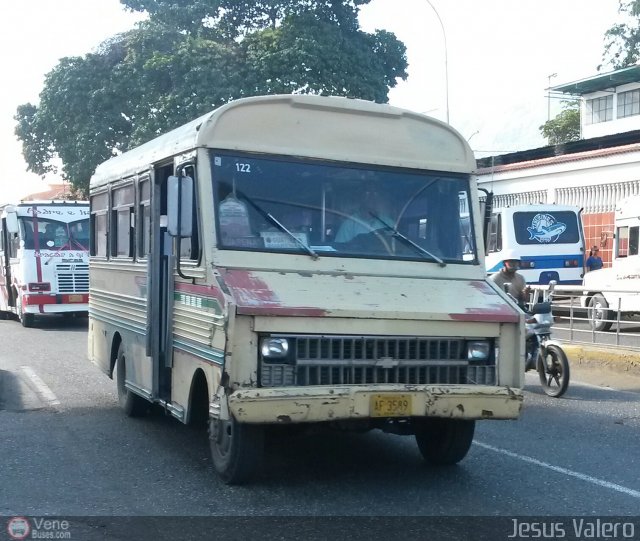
[476,65,640,267]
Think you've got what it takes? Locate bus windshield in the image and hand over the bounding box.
[213,152,476,263]
[20,218,90,251]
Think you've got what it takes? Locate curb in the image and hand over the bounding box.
[560,343,640,374]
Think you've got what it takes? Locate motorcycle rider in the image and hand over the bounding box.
[489,250,530,308]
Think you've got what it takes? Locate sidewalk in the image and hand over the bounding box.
[560,343,640,393]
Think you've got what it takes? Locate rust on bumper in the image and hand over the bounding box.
[228,385,523,424]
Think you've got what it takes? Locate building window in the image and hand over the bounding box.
[617,89,640,118]
[586,95,613,124]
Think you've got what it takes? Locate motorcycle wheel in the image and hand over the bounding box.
[537,344,570,398]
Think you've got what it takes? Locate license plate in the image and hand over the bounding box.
[68,294,83,303]
[370,394,412,417]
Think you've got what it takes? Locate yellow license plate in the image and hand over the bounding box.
[68,294,83,303]
[370,394,412,417]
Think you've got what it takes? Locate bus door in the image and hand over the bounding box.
[0,212,18,311]
[146,165,176,402]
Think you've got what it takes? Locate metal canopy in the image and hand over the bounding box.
[551,65,640,95]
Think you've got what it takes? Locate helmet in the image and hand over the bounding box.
[500,249,521,263]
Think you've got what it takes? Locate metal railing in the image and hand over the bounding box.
[528,284,640,351]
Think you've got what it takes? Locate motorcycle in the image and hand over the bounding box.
[505,281,570,397]
[525,298,570,397]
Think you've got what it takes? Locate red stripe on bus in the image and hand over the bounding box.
[23,294,88,306]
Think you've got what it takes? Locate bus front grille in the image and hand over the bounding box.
[260,335,496,388]
[56,264,89,293]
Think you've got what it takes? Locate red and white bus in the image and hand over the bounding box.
[0,200,89,327]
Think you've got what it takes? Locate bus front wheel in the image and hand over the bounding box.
[209,417,264,484]
[414,418,475,466]
[16,296,35,328]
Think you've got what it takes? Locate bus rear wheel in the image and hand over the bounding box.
[209,417,264,484]
[415,418,475,466]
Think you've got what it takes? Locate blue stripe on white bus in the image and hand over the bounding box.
[486,253,584,274]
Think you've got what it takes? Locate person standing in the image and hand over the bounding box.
[585,246,603,272]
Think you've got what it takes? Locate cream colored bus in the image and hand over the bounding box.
[88,95,524,484]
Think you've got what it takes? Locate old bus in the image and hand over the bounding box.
[0,200,89,327]
[88,95,524,483]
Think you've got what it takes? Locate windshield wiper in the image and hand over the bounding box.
[239,193,319,260]
[369,212,446,267]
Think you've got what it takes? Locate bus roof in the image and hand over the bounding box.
[91,94,476,188]
[0,200,88,213]
[496,204,581,214]
[15,200,88,206]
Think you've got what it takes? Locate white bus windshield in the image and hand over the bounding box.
[20,218,90,251]
[212,153,476,263]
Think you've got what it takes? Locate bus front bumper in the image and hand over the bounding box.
[226,385,523,424]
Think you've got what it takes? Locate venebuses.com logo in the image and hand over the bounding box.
[6,517,71,540]
[6,517,30,540]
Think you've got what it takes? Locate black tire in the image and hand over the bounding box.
[21,313,35,328]
[115,343,148,417]
[17,299,35,328]
[209,417,264,484]
[537,344,570,398]
[588,294,612,332]
[415,418,475,466]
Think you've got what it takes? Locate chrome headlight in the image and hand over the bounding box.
[260,337,290,359]
[467,340,491,361]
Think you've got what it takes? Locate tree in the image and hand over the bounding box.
[15,0,408,194]
[539,100,580,145]
[602,0,640,69]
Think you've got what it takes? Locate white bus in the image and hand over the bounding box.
[485,204,585,285]
[88,95,524,484]
[0,200,90,327]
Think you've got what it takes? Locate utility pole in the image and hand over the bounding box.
[547,73,557,121]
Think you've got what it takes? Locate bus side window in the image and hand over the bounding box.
[111,184,135,258]
[91,192,109,257]
[488,214,502,252]
[617,226,629,258]
[630,226,639,256]
[138,177,151,258]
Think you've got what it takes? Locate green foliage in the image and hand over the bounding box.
[602,0,640,69]
[15,0,407,194]
[539,100,580,145]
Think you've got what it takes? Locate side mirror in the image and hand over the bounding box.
[548,280,557,295]
[167,175,193,238]
[5,211,19,234]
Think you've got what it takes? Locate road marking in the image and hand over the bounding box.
[19,366,60,407]
[475,441,640,499]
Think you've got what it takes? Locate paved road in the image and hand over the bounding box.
[0,316,639,538]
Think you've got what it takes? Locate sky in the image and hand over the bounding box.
[0,0,624,203]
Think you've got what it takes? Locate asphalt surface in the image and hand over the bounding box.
[0,315,639,540]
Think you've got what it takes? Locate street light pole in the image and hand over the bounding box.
[425,0,449,124]
[547,72,557,121]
